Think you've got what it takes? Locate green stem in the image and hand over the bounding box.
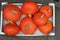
[25,25,29,30]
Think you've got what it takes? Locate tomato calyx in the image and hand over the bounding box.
[8,19,13,23]
[46,23,49,26]
[25,25,29,30]
[47,9,51,12]
[12,9,18,14]
[28,13,32,17]
[40,14,44,18]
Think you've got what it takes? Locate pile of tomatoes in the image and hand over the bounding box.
[3,1,53,36]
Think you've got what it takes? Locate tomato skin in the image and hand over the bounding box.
[21,1,38,16]
[38,20,53,34]
[20,17,37,34]
[33,13,48,26]
[3,23,20,36]
[39,5,52,18]
[3,5,22,22]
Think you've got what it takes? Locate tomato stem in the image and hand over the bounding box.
[12,9,17,14]
[28,14,32,17]
[41,14,44,18]
[8,19,13,23]
[48,9,51,12]
[25,25,29,30]
[46,23,49,26]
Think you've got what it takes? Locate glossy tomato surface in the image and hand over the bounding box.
[20,16,37,34]
[22,1,38,17]
[3,5,22,22]
[39,20,53,34]
[33,13,48,26]
[3,23,20,36]
[39,5,53,18]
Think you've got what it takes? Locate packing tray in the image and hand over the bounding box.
[0,2,55,36]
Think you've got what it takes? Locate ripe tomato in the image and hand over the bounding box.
[39,5,52,18]
[21,1,38,17]
[3,5,22,22]
[3,23,20,36]
[20,17,37,34]
[38,20,53,34]
[33,13,48,26]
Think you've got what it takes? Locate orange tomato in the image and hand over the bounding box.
[39,5,52,18]
[22,1,38,17]
[3,23,20,36]
[38,20,53,34]
[3,5,22,22]
[33,13,48,26]
[20,17,37,34]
